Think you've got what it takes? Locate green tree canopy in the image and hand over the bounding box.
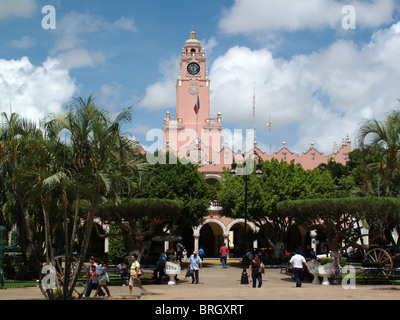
[217,158,337,255]
[357,107,400,196]
[277,196,400,279]
[136,152,215,231]
[96,198,183,253]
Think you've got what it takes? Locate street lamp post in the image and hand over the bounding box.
[230,151,263,284]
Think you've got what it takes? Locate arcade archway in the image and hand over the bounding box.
[194,218,227,257]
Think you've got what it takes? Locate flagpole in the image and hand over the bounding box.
[196,111,198,142]
[194,94,200,163]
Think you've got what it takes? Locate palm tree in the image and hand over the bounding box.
[44,94,146,299]
[357,109,400,196]
[0,112,43,268]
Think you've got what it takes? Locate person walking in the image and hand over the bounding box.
[153,251,166,284]
[198,247,205,261]
[117,260,128,286]
[84,265,99,297]
[94,259,111,297]
[290,250,310,287]
[219,243,229,268]
[176,241,183,262]
[182,248,188,262]
[129,254,144,294]
[248,253,264,288]
[189,251,203,284]
[83,256,104,297]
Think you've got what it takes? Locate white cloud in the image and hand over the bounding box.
[0,0,37,20]
[200,36,219,57]
[111,16,137,32]
[50,11,136,69]
[10,36,35,49]
[99,81,122,109]
[0,56,76,124]
[209,21,400,154]
[219,0,396,34]
[55,49,106,69]
[52,11,137,53]
[138,55,179,111]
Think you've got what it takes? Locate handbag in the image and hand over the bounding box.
[259,262,265,274]
[138,268,143,275]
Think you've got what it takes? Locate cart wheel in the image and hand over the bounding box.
[364,248,393,276]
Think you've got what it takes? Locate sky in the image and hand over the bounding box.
[1,0,400,156]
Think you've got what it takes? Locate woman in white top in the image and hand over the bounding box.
[94,259,111,296]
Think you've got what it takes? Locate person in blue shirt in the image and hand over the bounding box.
[153,251,166,284]
[198,247,205,261]
[189,251,203,284]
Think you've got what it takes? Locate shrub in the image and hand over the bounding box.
[319,257,348,267]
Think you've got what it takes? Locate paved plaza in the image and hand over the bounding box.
[1,262,400,301]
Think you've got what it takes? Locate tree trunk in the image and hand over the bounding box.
[274,242,285,258]
[329,238,342,285]
[126,238,144,263]
[67,204,96,299]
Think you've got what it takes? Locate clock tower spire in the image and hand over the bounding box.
[163,30,222,164]
[176,30,209,120]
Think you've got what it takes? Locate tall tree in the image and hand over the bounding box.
[218,159,336,256]
[357,108,400,196]
[0,112,44,270]
[44,94,146,299]
[277,197,400,282]
[95,198,183,256]
[136,152,215,231]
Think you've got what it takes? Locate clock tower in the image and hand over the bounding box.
[163,31,223,164]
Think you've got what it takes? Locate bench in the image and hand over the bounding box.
[359,267,392,284]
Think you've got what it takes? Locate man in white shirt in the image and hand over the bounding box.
[290,250,310,287]
[189,251,203,284]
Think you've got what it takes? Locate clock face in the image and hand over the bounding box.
[187,62,200,75]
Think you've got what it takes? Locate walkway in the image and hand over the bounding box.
[1,262,400,300]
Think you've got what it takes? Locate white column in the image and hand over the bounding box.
[194,235,199,253]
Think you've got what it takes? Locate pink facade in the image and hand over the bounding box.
[163,31,223,165]
[197,139,351,177]
[160,31,352,256]
[163,31,351,178]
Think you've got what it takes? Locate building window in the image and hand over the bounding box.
[282,153,286,160]
[311,153,315,160]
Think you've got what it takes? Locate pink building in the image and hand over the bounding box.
[163,30,223,168]
[161,31,351,257]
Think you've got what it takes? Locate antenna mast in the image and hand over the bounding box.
[253,84,256,149]
[267,115,272,154]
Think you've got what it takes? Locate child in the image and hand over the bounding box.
[83,265,99,297]
[183,248,188,262]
